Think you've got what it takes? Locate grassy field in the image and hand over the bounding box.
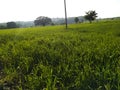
[0,20,120,90]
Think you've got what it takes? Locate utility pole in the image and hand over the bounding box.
[64,0,68,29]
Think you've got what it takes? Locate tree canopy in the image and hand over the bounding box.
[74,17,79,23]
[84,10,97,23]
[7,22,18,28]
[34,16,52,26]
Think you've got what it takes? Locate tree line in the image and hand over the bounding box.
[0,10,97,29]
[34,10,97,26]
[0,22,19,29]
[75,10,97,23]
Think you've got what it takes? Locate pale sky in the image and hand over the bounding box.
[0,0,120,22]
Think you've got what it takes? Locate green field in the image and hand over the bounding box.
[0,20,120,90]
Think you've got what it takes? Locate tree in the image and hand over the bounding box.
[0,25,6,29]
[74,17,79,23]
[34,16,52,26]
[84,10,97,23]
[7,22,18,28]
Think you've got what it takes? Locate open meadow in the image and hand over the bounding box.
[0,20,120,90]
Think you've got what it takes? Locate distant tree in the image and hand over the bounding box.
[74,17,79,23]
[84,10,97,23]
[34,16,52,26]
[0,25,7,29]
[7,22,18,28]
[79,19,84,23]
[51,22,55,26]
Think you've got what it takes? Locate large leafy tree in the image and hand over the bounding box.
[7,22,18,28]
[84,10,97,23]
[34,16,52,26]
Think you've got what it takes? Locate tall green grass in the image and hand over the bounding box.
[0,20,120,90]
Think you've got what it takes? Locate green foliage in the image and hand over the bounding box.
[0,25,7,29]
[84,10,97,23]
[34,16,52,26]
[6,22,18,29]
[0,20,120,89]
[74,17,79,23]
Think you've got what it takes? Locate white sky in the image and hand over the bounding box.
[0,0,120,22]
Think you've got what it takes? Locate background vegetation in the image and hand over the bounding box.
[0,20,120,90]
